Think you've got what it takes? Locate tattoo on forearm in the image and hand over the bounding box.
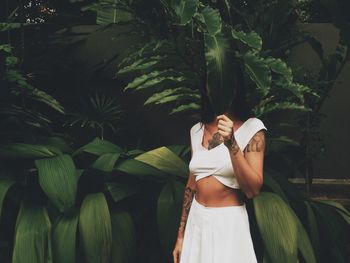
[177,186,196,238]
[245,130,266,152]
[208,132,222,150]
[229,137,240,155]
[224,133,240,155]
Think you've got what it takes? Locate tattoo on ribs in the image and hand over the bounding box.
[178,186,196,238]
[245,130,266,153]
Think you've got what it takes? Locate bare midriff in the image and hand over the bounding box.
[195,175,244,207]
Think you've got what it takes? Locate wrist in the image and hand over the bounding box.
[224,132,240,155]
[224,130,235,148]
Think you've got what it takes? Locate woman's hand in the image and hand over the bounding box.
[216,114,234,143]
[173,237,184,263]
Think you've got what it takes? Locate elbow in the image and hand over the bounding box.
[245,178,263,199]
[245,189,260,199]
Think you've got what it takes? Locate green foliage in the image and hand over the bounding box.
[35,154,78,213]
[52,213,79,263]
[79,193,112,263]
[12,202,52,263]
[65,93,124,139]
[0,137,349,262]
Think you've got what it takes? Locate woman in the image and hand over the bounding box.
[172,83,267,263]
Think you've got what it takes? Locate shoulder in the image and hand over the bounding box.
[190,121,202,136]
[246,117,267,133]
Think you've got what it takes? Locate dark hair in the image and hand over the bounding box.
[198,70,254,127]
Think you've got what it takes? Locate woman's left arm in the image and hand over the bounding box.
[226,130,266,199]
[217,115,266,199]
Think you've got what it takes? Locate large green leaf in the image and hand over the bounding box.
[231,28,262,51]
[115,159,170,182]
[303,201,320,262]
[241,51,271,96]
[0,143,59,159]
[74,137,123,156]
[52,213,79,263]
[111,210,136,263]
[262,174,289,204]
[106,182,138,203]
[157,180,185,257]
[201,6,221,35]
[296,215,316,263]
[264,57,293,83]
[161,0,198,25]
[12,202,52,263]
[204,30,237,114]
[79,193,112,263]
[82,0,133,25]
[0,179,16,220]
[135,146,188,178]
[314,200,350,224]
[92,153,121,172]
[35,154,78,213]
[253,192,298,263]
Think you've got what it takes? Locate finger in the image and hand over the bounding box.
[218,120,233,130]
[217,130,230,140]
[217,114,231,122]
[218,123,232,133]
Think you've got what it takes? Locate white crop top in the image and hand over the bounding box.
[188,117,267,189]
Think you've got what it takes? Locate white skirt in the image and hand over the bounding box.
[179,195,258,263]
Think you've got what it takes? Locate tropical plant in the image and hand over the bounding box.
[64,93,125,139]
[0,138,349,262]
[0,39,65,143]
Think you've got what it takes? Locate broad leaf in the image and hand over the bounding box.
[0,179,16,219]
[157,181,185,257]
[0,143,58,159]
[253,192,298,263]
[115,159,170,182]
[111,210,136,263]
[79,193,112,263]
[231,29,262,51]
[106,182,138,203]
[201,6,221,35]
[304,201,320,262]
[241,51,271,96]
[82,0,133,25]
[12,202,52,263]
[52,213,79,263]
[135,146,188,178]
[35,154,78,213]
[204,30,237,114]
[92,153,121,172]
[161,0,198,25]
[74,137,123,156]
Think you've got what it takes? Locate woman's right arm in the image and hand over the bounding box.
[173,147,196,263]
[176,170,196,239]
